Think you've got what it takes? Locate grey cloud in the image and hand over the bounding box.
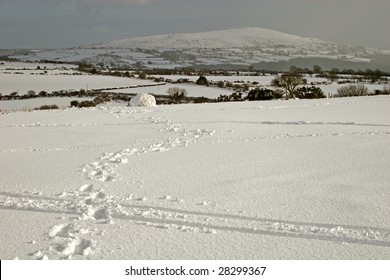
[35,0,153,13]
[73,0,151,11]
[1,0,390,49]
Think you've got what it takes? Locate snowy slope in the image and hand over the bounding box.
[94,27,330,49]
[9,27,383,70]
[1,96,390,260]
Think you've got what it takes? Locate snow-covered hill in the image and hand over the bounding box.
[94,27,331,50]
[9,27,388,70]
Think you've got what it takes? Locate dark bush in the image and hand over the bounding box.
[216,92,243,102]
[373,87,390,96]
[70,100,79,107]
[138,71,147,79]
[246,88,277,101]
[27,90,36,97]
[196,76,209,86]
[37,104,59,110]
[93,95,111,105]
[39,91,48,97]
[78,100,96,107]
[193,97,210,103]
[217,81,225,88]
[296,86,326,99]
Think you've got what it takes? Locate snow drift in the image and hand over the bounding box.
[129,93,156,107]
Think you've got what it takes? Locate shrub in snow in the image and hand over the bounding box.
[335,85,369,97]
[167,87,187,103]
[217,81,225,88]
[246,87,277,101]
[193,96,210,103]
[129,93,156,107]
[196,76,209,86]
[78,100,95,108]
[93,95,111,105]
[35,104,59,110]
[217,92,243,102]
[295,86,326,99]
[373,86,390,96]
[39,91,48,97]
[70,100,79,107]
[27,90,36,97]
[138,71,147,80]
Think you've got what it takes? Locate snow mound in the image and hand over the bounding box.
[129,93,156,107]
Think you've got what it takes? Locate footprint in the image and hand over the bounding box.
[79,184,94,193]
[49,224,73,239]
[61,238,94,257]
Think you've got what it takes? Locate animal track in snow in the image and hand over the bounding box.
[2,190,390,252]
[205,130,390,145]
[80,108,216,184]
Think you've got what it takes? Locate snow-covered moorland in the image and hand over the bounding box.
[10,28,382,70]
[0,96,390,260]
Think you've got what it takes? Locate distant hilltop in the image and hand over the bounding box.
[93,27,332,49]
[7,27,390,71]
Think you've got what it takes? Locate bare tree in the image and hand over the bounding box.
[313,65,322,74]
[270,72,306,99]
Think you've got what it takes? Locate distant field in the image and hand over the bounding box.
[1,61,389,104]
[0,72,156,95]
[107,83,233,98]
[0,97,94,111]
[0,50,34,56]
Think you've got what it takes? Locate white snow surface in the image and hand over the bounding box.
[1,96,390,260]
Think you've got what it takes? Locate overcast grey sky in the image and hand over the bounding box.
[0,0,389,49]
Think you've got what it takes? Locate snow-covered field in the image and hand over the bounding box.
[0,61,161,96]
[145,74,390,95]
[1,60,388,100]
[0,97,93,111]
[107,83,233,98]
[1,96,389,260]
[0,73,156,96]
[1,71,387,99]
[0,61,77,71]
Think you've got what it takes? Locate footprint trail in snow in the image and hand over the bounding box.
[1,105,390,259]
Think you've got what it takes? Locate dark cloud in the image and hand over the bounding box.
[0,0,389,49]
[71,0,151,13]
[34,0,152,13]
